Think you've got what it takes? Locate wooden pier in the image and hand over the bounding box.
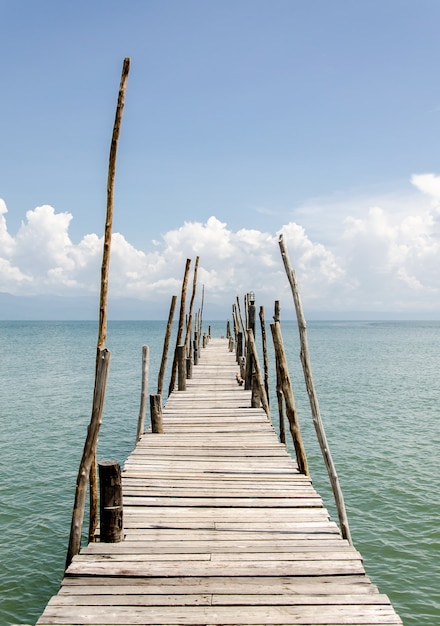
[37,337,402,625]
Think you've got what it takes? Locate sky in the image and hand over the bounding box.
[1,0,440,319]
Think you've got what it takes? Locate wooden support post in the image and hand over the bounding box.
[259,306,270,406]
[186,357,193,379]
[273,300,286,445]
[66,349,111,568]
[177,345,186,391]
[158,295,177,396]
[98,460,123,543]
[236,331,243,363]
[169,259,191,396]
[247,329,271,422]
[270,321,308,475]
[193,332,199,365]
[150,394,164,434]
[239,356,246,383]
[88,57,130,545]
[135,345,149,442]
[184,256,199,356]
[251,373,261,408]
[278,233,352,544]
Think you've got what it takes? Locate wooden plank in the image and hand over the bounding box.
[65,559,366,577]
[60,575,379,594]
[37,604,403,624]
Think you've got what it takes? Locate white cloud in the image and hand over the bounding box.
[1,174,440,316]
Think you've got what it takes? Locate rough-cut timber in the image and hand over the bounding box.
[37,337,402,625]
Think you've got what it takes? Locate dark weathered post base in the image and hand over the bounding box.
[98,460,123,543]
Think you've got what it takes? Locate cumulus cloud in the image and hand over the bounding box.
[1,174,440,316]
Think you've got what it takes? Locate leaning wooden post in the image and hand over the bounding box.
[278,233,352,544]
[88,57,130,543]
[135,345,149,443]
[150,394,164,434]
[270,322,309,475]
[199,284,205,348]
[157,295,177,397]
[259,306,270,406]
[184,256,199,355]
[66,349,111,568]
[236,296,246,349]
[168,259,191,396]
[273,300,286,445]
[98,460,123,543]
[247,329,271,422]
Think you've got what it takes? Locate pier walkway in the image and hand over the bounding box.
[37,337,402,625]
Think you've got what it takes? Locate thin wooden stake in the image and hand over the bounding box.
[89,57,130,543]
[270,321,308,475]
[259,306,270,405]
[273,300,286,445]
[157,295,177,397]
[135,345,149,442]
[184,256,199,356]
[168,259,191,396]
[278,233,352,544]
[247,329,271,422]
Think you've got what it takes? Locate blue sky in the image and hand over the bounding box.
[1,0,440,318]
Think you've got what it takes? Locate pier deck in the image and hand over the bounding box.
[37,337,402,625]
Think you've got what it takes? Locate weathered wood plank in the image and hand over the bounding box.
[37,603,403,625]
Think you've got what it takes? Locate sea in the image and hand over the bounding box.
[0,319,438,626]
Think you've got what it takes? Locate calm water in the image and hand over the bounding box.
[0,320,438,626]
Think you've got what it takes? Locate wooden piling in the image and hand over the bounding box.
[157,295,177,397]
[168,260,191,396]
[279,233,352,543]
[270,321,308,476]
[259,305,270,405]
[66,349,111,568]
[150,393,164,434]
[135,345,149,443]
[183,256,199,358]
[177,345,186,391]
[88,57,130,545]
[98,460,123,543]
[273,300,286,445]
[246,329,270,422]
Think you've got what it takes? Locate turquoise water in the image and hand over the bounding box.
[0,319,438,625]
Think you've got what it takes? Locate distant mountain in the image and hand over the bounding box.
[0,292,435,321]
[0,292,189,320]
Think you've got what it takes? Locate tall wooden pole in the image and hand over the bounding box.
[259,306,270,405]
[273,300,286,444]
[278,233,352,544]
[157,295,177,397]
[97,57,130,354]
[168,259,191,396]
[270,321,308,476]
[88,57,130,544]
[184,256,199,356]
[135,345,149,442]
[246,329,271,422]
